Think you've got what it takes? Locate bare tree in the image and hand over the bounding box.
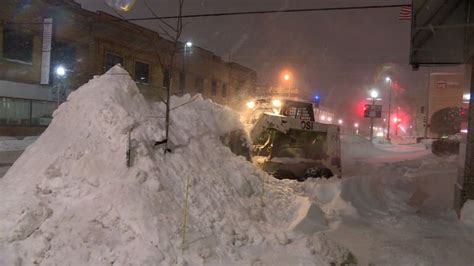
[106,0,186,153]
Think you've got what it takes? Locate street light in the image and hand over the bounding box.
[370,89,379,99]
[54,65,66,107]
[182,41,193,94]
[56,65,66,77]
[368,89,379,142]
[385,76,392,141]
[283,73,291,97]
[338,119,343,125]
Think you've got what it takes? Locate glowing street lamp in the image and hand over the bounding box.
[338,119,343,124]
[55,65,66,77]
[354,123,359,128]
[370,89,379,99]
[185,41,193,48]
[284,74,290,80]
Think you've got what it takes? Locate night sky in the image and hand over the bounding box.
[76,0,433,122]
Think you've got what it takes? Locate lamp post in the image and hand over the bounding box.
[284,73,290,97]
[181,41,192,94]
[55,65,66,107]
[385,77,392,141]
[369,89,379,142]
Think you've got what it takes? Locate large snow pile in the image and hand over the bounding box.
[0,66,353,265]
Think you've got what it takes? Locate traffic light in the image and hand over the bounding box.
[364,104,370,118]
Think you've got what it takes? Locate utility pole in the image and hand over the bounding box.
[386,77,392,141]
[370,97,375,142]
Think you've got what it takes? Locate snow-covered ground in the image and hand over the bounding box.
[293,135,474,265]
[0,67,473,265]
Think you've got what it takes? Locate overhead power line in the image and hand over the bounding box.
[6,3,410,25]
[128,4,411,21]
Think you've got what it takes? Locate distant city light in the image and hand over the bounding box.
[321,115,326,121]
[354,123,359,128]
[314,95,320,100]
[246,101,255,109]
[105,0,137,12]
[284,74,290,81]
[327,117,333,122]
[55,65,66,77]
[272,99,282,107]
[461,129,468,133]
[463,93,471,102]
[338,119,343,124]
[185,41,193,48]
[385,76,391,82]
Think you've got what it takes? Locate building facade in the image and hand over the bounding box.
[0,0,257,135]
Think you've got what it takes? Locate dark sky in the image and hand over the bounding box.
[75,0,431,119]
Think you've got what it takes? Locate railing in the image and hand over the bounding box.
[0,97,56,126]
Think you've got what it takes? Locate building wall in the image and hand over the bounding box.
[0,0,257,135]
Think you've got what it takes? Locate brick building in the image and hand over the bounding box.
[0,0,257,135]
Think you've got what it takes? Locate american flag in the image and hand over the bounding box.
[399,6,412,20]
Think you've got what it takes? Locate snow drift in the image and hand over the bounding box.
[0,66,353,265]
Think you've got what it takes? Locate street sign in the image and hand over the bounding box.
[364,104,382,118]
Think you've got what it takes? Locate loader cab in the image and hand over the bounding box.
[244,98,315,125]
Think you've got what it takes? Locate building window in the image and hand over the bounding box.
[0,97,55,126]
[2,25,33,63]
[222,84,227,98]
[135,61,150,84]
[163,68,171,88]
[211,80,217,96]
[105,53,123,71]
[195,77,204,93]
[179,72,186,92]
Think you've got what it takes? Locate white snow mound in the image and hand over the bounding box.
[0,66,353,265]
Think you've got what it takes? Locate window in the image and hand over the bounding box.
[195,77,204,93]
[104,53,123,71]
[163,68,170,88]
[179,72,186,92]
[222,84,227,98]
[0,97,30,125]
[31,101,56,125]
[135,61,150,84]
[211,80,217,96]
[0,97,56,126]
[2,25,33,63]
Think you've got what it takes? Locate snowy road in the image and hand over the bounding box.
[319,136,474,265]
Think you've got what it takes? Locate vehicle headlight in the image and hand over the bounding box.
[272,99,282,107]
[246,101,256,109]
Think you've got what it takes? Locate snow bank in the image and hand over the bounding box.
[461,200,474,227]
[341,134,384,161]
[0,66,353,265]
